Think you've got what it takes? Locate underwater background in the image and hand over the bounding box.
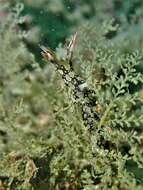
[0,1,143,189]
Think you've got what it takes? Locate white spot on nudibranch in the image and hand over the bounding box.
[65,75,72,82]
[58,70,64,75]
[79,82,87,91]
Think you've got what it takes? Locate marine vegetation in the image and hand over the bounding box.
[0,1,143,190]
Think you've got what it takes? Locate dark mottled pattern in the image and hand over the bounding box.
[58,64,99,129]
[42,49,100,130]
